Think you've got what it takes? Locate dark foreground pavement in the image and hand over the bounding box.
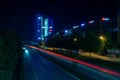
[23,46,120,80]
[23,48,79,80]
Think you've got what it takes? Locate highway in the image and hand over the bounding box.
[23,46,120,80]
[23,47,79,80]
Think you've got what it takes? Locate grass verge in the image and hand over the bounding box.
[47,49,120,72]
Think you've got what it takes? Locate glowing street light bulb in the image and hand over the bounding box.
[100,36,104,40]
[49,26,52,28]
[38,37,41,40]
[89,20,94,24]
[38,17,41,19]
[74,38,77,42]
[38,30,40,32]
[73,26,79,29]
[81,23,85,26]
[99,36,106,41]
[101,18,110,21]
[65,30,68,33]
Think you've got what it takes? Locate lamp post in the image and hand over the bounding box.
[99,35,106,53]
[100,17,110,34]
[73,38,78,50]
[74,38,77,42]
[100,36,105,41]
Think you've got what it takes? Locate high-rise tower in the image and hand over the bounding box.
[36,14,53,41]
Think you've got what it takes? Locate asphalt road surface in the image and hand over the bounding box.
[23,48,79,80]
[23,46,120,80]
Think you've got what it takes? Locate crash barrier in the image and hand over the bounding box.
[107,49,120,57]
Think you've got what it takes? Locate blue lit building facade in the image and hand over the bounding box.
[36,14,53,41]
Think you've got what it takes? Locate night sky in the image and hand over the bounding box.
[0,0,118,41]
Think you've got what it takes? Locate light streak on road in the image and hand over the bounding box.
[28,46,120,77]
[22,47,29,56]
[25,49,29,55]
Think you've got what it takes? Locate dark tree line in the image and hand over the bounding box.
[0,30,22,80]
[46,28,116,54]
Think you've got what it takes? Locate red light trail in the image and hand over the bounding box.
[28,46,120,77]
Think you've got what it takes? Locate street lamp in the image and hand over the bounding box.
[73,26,79,29]
[74,38,77,42]
[99,36,104,41]
[81,23,85,27]
[99,35,107,54]
[89,20,94,24]
[99,17,110,34]
[99,35,106,46]
[99,35,106,42]
[101,17,110,21]
[65,30,68,33]
[38,17,41,19]
[38,37,41,40]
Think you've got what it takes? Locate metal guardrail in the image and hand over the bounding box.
[107,49,120,55]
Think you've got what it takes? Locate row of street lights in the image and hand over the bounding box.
[53,17,110,40]
[69,17,109,44]
[63,17,110,36]
[72,17,110,29]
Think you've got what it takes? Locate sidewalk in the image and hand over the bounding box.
[79,52,120,63]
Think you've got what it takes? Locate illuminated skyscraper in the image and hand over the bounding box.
[36,14,53,41]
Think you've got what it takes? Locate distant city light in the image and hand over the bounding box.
[81,23,85,27]
[73,26,79,29]
[65,30,68,33]
[101,17,110,21]
[25,49,29,53]
[74,38,77,42]
[38,30,40,32]
[44,18,49,36]
[25,49,29,56]
[49,26,52,28]
[38,17,41,19]
[89,20,94,24]
[38,37,41,40]
[64,30,72,35]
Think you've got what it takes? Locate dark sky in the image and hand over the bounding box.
[0,0,118,41]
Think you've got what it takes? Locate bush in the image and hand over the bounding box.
[0,30,22,80]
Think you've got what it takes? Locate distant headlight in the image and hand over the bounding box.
[25,49,29,53]
[22,47,29,56]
